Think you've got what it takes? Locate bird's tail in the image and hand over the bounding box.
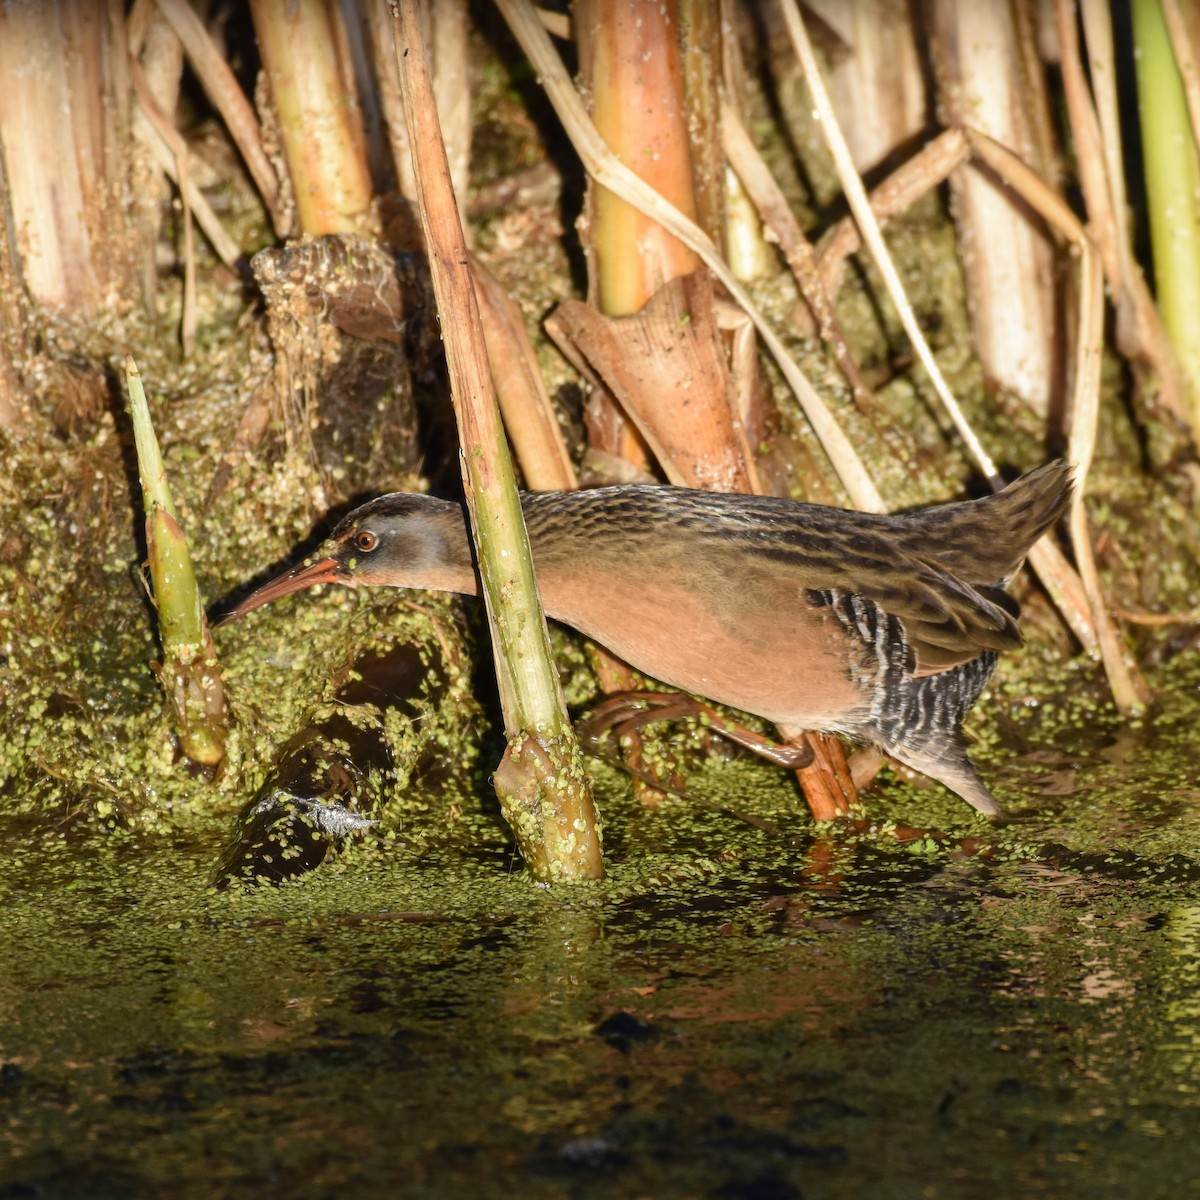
[886,734,1002,816]
[899,460,1073,586]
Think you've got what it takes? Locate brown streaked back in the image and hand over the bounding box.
[519,462,1071,675]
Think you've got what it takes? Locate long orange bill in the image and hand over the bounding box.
[217,557,345,625]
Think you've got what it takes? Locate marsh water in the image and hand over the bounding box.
[3,650,1200,1200]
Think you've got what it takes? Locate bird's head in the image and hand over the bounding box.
[221,493,473,623]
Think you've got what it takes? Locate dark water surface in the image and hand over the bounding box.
[3,658,1200,1198]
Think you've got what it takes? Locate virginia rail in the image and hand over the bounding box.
[226,462,1071,815]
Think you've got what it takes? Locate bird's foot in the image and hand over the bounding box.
[577,691,816,770]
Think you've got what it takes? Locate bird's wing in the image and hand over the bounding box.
[794,547,1022,674]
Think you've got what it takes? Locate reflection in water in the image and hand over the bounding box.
[1162,905,1200,1088]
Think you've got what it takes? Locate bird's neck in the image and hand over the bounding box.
[401,497,609,614]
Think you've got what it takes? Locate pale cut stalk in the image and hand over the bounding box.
[782,3,1143,707]
[0,2,115,313]
[715,0,771,281]
[128,0,154,49]
[535,5,570,38]
[130,57,196,356]
[153,0,286,237]
[250,0,375,236]
[802,0,926,174]
[372,0,465,206]
[391,0,603,882]
[724,166,773,283]
[493,0,884,512]
[923,0,1058,415]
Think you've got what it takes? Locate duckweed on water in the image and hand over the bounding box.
[6,733,1200,1197]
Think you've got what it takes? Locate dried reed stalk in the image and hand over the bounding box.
[803,0,926,174]
[0,0,137,315]
[154,0,286,236]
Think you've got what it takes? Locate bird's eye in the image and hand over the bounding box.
[355,530,379,552]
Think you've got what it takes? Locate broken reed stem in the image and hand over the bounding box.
[391,0,602,882]
[723,164,773,283]
[714,0,771,281]
[927,0,1057,414]
[0,1,133,316]
[493,0,883,513]
[125,357,228,766]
